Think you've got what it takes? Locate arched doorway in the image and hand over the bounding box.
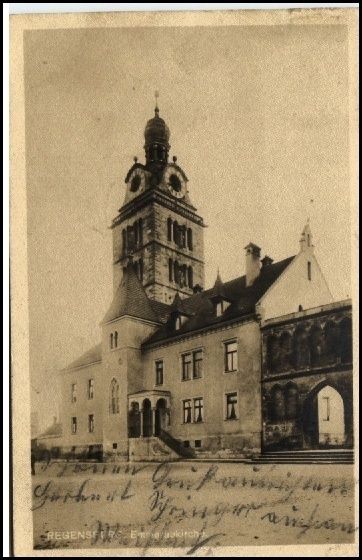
[303,384,345,448]
[155,398,167,436]
[142,399,152,437]
[128,402,141,438]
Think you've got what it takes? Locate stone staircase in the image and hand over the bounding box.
[128,431,195,461]
[252,449,354,465]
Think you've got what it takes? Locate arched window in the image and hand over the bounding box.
[267,334,280,372]
[187,266,193,288]
[271,385,285,421]
[110,333,114,350]
[168,259,173,282]
[285,383,299,419]
[110,379,120,415]
[279,332,292,370]
[324,321,339,364]
[174,261,179,285]
[167,218,172,241]
[293,326,310,368]
[173,221,179,245]
[310,325,324,367]
[340,317,352,363]
[114,331,118,348]
[187,228,193,250]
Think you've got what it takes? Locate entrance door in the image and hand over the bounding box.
[155,398,167,437]
[317,386,345,446]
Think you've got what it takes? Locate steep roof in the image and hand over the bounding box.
[63,343,102,371]
[143,256,295,347]
[102,264,161,324]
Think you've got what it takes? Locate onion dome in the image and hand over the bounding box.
[144,106,170,149]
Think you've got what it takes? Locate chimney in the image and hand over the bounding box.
[244,243,261,287]
[261,255,274,268]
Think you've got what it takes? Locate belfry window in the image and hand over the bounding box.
[187,228,193,251]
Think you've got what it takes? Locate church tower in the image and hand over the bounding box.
[111,101,205,303]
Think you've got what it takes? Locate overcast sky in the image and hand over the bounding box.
[24,23,352,429]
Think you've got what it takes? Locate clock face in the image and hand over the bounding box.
[164,167,186,199]
[129,168,146,194]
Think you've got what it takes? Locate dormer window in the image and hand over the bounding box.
[215,299,230,317]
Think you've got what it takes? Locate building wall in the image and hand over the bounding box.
[258,251,333,321]
[112,201,205,303]
[59,361,104,456]
[261,301,353,450]
[101,316,159,459]
[141,318,262,457]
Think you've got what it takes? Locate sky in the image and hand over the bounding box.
[24,23,352,430]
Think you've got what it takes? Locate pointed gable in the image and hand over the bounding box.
[102,264,160,324]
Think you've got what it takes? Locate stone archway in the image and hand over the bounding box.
[303,383,345,448]
[155,398,167,436]
[142,399,152,437]
[128,402,141,438]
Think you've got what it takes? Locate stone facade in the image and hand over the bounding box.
[261,300,353,451]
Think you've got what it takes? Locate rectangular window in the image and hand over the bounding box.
[308,261,312,281]
[88,414,94,433]
[322,397,330,421]
[113,443,118,450]
[182,400,192,423]
[71,383,77,403]
[88,379,94,400]
[155,360,164,386]
[194,397,204,423]
[182,353,192,381]
[71,417,77,434]
[193,350,203,379]
[183,440,190,448]
[224,340,238,372]
[226,392,238,420]
[195,439,202,448]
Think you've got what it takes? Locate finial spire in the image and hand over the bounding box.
[154,90,159,115]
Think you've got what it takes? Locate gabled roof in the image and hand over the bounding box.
[143,256,295,347]
[62,343,102,371]
[102,264,161,325]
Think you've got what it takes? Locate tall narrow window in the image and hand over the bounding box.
[182,353,192,381]
[224,340,238,372]
[174,261,179,285]
[138,218,143,245]
[110,379,120,414]
[114,331,118,348]
[188,266,193,288]
[71,417,77,434]
[167,218,172,241]
[155,360,164,386]
[88,414,94,433]
[88,379,94,400]
[307,261,312,281]
[71,383,77,403]
[193,350,203,379]
[322,396,330,421]
[226,392,238,420]
[110,333,114,349]
[175,316,182,331]
[168,259,173,282]
[194,398,204,423]
[173,221,179,245]
[187,228,193,250]
[183,400,192,423]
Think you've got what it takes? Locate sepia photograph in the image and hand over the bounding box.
[10,5,358,557]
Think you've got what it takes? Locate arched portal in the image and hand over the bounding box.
[128,402,141,438]
[142,399,152,437]
[303,384,345,448]
[155,398,167,436]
